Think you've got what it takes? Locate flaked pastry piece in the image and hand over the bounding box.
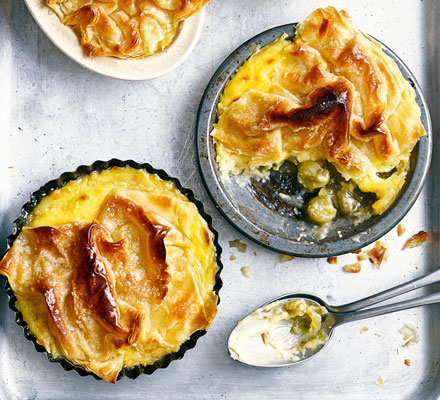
[46,0,209,58]
[212,7,425,215]
[0,191,218,383]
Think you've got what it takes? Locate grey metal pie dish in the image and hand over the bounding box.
[2,159,223,381]
[196,24,432,257]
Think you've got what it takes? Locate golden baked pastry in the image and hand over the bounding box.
[0,166,219,383]
[46,0,209,58]
[212,7,425,216]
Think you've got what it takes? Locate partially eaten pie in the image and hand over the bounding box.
[211,7,425,222]
[0,166,219,383]
[46,0,209,58]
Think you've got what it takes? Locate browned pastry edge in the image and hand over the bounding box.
[49,0,209,57]
[102,195,171,301]
[73,222,129,335]
[265,80,353,158]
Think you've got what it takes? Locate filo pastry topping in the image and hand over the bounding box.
[212,7,425,215]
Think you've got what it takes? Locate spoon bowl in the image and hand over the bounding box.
[228,268,440,367]
[228,295,335,368]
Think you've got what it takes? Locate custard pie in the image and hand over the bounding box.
[0,165,220,383]
[211,7,425,222]
[46,0,209,58]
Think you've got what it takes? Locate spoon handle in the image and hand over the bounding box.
[330,268,440,313]
[333,291,440,326]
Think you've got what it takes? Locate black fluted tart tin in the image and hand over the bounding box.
[2,159,223,382]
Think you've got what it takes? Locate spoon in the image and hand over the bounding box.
[228,268,440,367]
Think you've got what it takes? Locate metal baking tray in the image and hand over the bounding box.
[0,0,439,399]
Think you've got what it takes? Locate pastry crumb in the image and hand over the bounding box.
[397,224,405,237]
[327,256,338,264]
[368,240,389,269]
[400,324,419,346]
[229,239,247,253]
[404,359,411,366]
[343,262,362,273]
[351,249,362,254]
[240,266,251,278]
[403,231,431,250]
[276,254,295,265]
[229,254,236,261]
[261,332,268,345]
[357,253,368,261]
[253,251,257,256]
[375,377,384,386]
[360,327,369,333]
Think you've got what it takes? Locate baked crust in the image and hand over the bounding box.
[0,167,218,383]
[212,7,425,214]
[46,0,209,58]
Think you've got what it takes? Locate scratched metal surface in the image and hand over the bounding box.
[0,0,439,399]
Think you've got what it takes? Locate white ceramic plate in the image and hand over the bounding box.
[23,0,205,80]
